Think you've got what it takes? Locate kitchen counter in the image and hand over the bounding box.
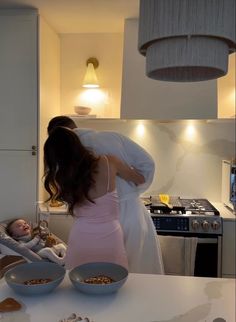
[211,202,236,220]
[38,202,68,215]
[39,201,236,219]
[38,200,236,244]
[0,273,235,322]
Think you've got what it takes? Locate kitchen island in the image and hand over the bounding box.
[0,273,235,322]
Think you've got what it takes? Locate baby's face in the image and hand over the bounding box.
[11,219,31,237]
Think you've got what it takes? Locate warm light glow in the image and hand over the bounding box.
[82,63,99,88]
[184,124,196,141]
[229,89,236,113]
[75,89,109,116]
[79,89,107,105]
[136,123,145,137]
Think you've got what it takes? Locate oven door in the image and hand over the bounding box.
[194,237,222,277]
[158,234,222,277]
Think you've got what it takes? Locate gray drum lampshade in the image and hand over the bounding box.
[138,0,236,82]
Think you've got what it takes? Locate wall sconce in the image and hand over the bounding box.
[82,57,99,88]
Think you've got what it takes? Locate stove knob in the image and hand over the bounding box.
[212,220,221,230]
[202,220,210,231]
[191,220,200,230]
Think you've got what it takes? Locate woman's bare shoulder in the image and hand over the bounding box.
[105,154,119,163]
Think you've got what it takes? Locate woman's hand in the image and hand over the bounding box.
[108,155,146,186]
[129,166,145,185]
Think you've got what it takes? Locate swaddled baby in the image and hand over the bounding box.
[6,218,66,265]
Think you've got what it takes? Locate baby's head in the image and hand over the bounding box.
[6,219,32,238]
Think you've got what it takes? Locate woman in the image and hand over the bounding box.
[43,127,145,270]
[47,116,164,274]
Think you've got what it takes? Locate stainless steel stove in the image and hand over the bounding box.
[145,196,223,277]
[149,197,222,236]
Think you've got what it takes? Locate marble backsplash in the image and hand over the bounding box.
[73,118,235,202]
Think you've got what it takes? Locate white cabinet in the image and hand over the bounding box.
[0,151,37,221]
[222,219,236,278]
[48,214,73,244]
[0,9,38,221]
[121,19,217,119]
[38,204,72,244]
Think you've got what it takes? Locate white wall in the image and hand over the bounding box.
[218,53,236,118]
[73,118,235,201]
[121,19,218,119]
[39,16,60,200]
[60,33,123,118]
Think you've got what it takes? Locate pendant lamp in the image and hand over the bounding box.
[138,0,236,82]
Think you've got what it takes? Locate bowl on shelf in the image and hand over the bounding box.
[74,106,92,115]
[4,262,66,295]
[69,262,128,295]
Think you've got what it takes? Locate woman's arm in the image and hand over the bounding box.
[108,155,145,186]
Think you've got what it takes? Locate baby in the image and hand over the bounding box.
[6,219,67,265]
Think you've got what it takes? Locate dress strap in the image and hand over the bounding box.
[103,155,110,193]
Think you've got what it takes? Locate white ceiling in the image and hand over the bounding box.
[0,0,139,33]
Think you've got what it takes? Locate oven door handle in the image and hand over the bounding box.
[197,238,218,244]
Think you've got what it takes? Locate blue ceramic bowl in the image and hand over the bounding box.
[69,262,128,295]
[4,262,65,295]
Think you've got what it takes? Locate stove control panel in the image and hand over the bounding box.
[152,216,189,232]
[151,215,222,235]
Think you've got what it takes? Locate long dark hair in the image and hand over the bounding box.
[47,116,77,134]
[43,127,99,215]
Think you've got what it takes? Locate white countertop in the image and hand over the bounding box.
[0,273,235,322]
[39,201,236,219]
[38,203,68,215]
[211,202,236,220]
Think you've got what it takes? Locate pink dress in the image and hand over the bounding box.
[65,157,128,270]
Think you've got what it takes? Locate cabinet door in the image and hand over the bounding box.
[0,10,38,149]
[0,150,38,221]
[48,215,73,243]
[121,19,217,119]
[222,220,236,277]
[0,10,38,222]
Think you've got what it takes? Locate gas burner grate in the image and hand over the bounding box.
[180,199,220,216]
[149,197,220,216]
[150,196,185,214]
